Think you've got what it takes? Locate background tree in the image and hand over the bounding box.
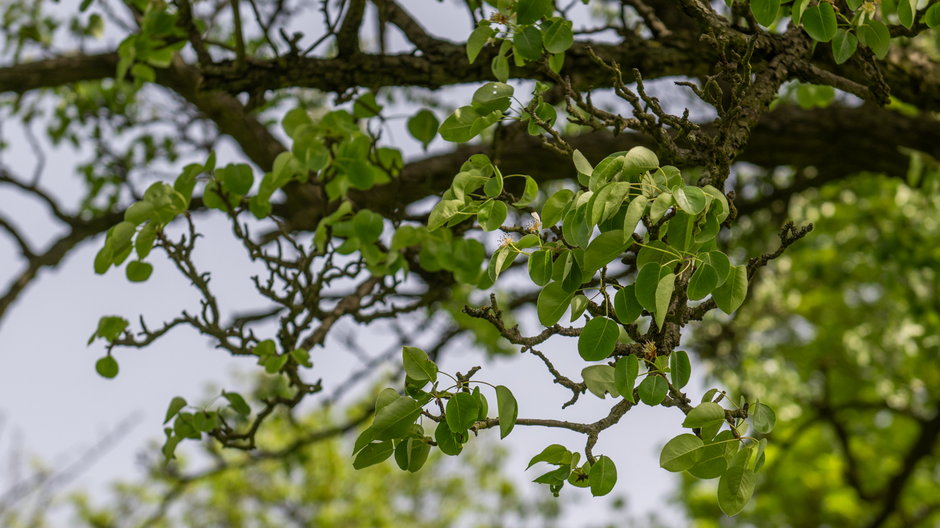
[1,0,938,525]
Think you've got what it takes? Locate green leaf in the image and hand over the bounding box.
[687,263,719,301]
[514,175,539,206]
[569,294,589,322]
[857,20,890,59]
[712,264,748,314]
[614,355,639,403]
[704,251,731,286]
[496,385,518,438]
[718,450,756,516]
[484,170,504,197]
[446,392,480,433]
[478,200,508,231]
[472,82,514,114]
[831,29,858,65]
[352,209,384,243]
[163,396,187,424]
[559,251,583,292]
[394,437,431,472]
[126,260,153,282]
[590,183,630,226]
[467,23,495,63]
[660,434,704,472]
[528,249,554,286]
[751,402,776,434]
[654,272,676,330]
[674,186,707,215]
[439,106,482,143]
[95,356,119,378]
[435,421,463,456]
[223,391,251,415]
[791,0,809,24]
[750,0,780,26]
[513,25,543,61]
[537,281,575,326]
[669,350,691,389]
[578,317,620,361]
[582,365,618,398]
[802,3,837,42]
[898,0,915,29]
[124,201,154,225]
[221,164,253,195]
[622,146,659,178]
[135,222,157,259]
[613,284,643,324]
[622,195,648,240]
[638,375,668,405]
[541,189,574,227]
[683,402,726,428]
[353,441,394,469]
[583,230,627,276]
[402,346,437,382]
[926,3,940,28]
[353,92,382,118]
[373,396,421,434]
[427,199,463,231]
[589,456,617,496]
[95,316,128,343]
[542,18,573,54]
[527,444,571,468]
[492,53,510,82]
[407,109,439,147]
[649,192,673,223]
[517,0,552,24]
[635,262,664,312]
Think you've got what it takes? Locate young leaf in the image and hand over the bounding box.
[439,106,482,143]
[496,385,518,438]
[621,146,659,178]
[95,356,119,378]
[373,396,421,434]
[674,186,707,215]
[126,261,153,282]
[660,434,704,472]
[683,402,726,428]
[528,249,554,286]
[669,350,691,389]
[638,375,667,405]
[589,455,617,496]
[478,200,508,231]
[572,149,593,177]
[712,264,748,314]
[614,355,639,403]
[578,316,620,361]
[569,294,589,321]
